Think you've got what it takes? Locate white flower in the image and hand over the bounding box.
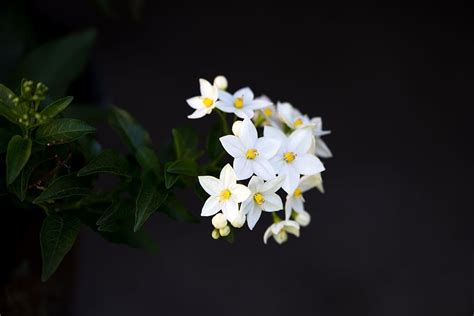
[220,119,280,181]
[213,75,228,90]
[254,96,281,128]
[216,87,270,119]
[310,117,332,158]
[294,210,311,227]
[199,164,251,221]
[230,210,246,228]
[187,79,219,119]
[263,220,300,244]
[284,173,323,219]
[264,126,325,193]
[241,176,284,230]
[277,102,313,129]
[211,213,228,229]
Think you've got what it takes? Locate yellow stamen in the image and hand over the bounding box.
[234,97,244,109]
[202,98,214,107]
[294,118,303,127]
[246,149,258,159]
[283,151,296,163]
[263,107,273,116]
[254,193,265,205]
[293,188,302,198]
[220,189,231,201]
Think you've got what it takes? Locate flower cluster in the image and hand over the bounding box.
[187,76,332,245]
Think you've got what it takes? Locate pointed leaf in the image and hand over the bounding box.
[0,84,17,108]
[9,158,34,201]
[40,213,81,281]
[35,118,95,145]
[109,107,151,152]
[33,174,90,204]
[172,126,199,159]
[39,96,73,122]
[77,149,130,178]
[0,100,18,124]
[6,135,32,184]
[134,172,167,232]
[135,146,161,175]
[166,159,197,176]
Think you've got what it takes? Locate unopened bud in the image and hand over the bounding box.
[212,213,227,229]
[230,211,246,228]
[219,225,231,237]
[294,210,311,227]
[213,75,228,90]
[211,229,220,240]
[232,121,243,136]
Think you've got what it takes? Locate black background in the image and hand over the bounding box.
[11,2,474,315]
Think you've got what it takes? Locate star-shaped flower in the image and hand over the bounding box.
[310,117,332,158]
[198,164,251,221]
[263,220,300,244]
[187,79,219,119]
[216,87,270,119]
[220,119,280,181]
[277,102,313,129]
[264,126,325,193]
[241,176,284,230]
[284,173,323,220]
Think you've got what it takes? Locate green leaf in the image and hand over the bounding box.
[0,126,17,153]
[35,118,95,145]
[207,122,224,160]
[9,158,34,201]
[6,135,32,185]
[135,146,161,175]
[109,107,151,152]
[33,174,90,204]
[77,149,130,178]
[77,136,102,161]
[0,84,17,108]
[12,29,96,98]
[40,213,81,281]
[164,168,179,189]
[39,96,73,122]
[166,159,198,176]
[134,172,167,232]
[172,126,199,159]
[0,99,18,124]
[160,196,199,223]
[96,200,129,226]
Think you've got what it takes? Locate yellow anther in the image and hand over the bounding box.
[293,188,302,198]
[254,193,265,205]
[283,151,296,163]
[234,97,244,109]
[246,149,258,159]
[294,118,303,127]
[263,107,273,116]
[220,189,231,201]
[202,98,214,107]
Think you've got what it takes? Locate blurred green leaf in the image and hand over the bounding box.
[134,172,167,232]
[0,84,17,107]
[9,157,34,201]
[164,166,179,189]
[12,29,96,98]
[77,136,102,161]
[77,149,130,178]
[207,122,224,160]
[35,118,95,145]
[109,106,151,152]
[166,159,198,176]
[6,135,31,185]
[33,174,90,204]
[135,146,161,175]
[172,126,199,159]
[160,196,199,223]
[0,126,17,153]
[40,213,81,281]
[0,99,18,124]
[39,96,73,122]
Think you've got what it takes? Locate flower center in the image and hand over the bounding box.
[283,151,296,163]
[219,189,231,201]
[263,107,273,116]
[254,193,265,205]
[234,97,244,109]
[294,118,303,127]
[246,148,258,159]
[202,98,214,107]
[294,188,302,198]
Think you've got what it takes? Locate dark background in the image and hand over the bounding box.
[6,2,474,315]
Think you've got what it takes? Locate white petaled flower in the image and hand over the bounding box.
[230,209,246,228]
[241,176,284,230]
[216,87,270,119]
[187,79,219,119]
[213,75,228,90]
[220,119,280,181]
[263,220,300,244]
[294,210,311,227]
[255,96,281,128]
[310,117,332,158]
[264,126,325,193]
[199,164,251,221]
[277,102,313,129]
[284,174,323,219]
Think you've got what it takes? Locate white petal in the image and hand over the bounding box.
[238,118,258,148]
[284,196,293,220]
[216,100,236,113]
[315,138,333,158]
[247,176,263,192]
[281,164,300,194]
[248,99,270,110]
[232,120,243,136]
[288,128,313,154]
[271,221,285,234]
[187,108,208,119]
[186,96,203,109]
[277,102,298,127]
[230,184,251,202]
[201,196,220,217]
[263,125,287,145]
[220,135,245,158]
[233,108,253,119]
[263,225,273,244]
[293,154,325,175]
[218,90,234,104]
[292,198,305,213]
[299,174,322,193]
[222,200,239,221]
[252,157,276,181]
[255,137,280,160]
[247,205,262,230]
[261,175,284,193]
[262,192,283,212]
[241,197,254,215]
[220,164,236,187]
[234,87,254,104]
[198,176,222,196]
[285,225,300,237]
[233,157,253,180]
[199,79,215,98]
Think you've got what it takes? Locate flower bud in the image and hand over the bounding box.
[219,225,231,237]
[213,75,228,90]
[230,211,246,228]
[232,121,243,136]
[212,213,227,229]
[211,229,220,240]
[294,210,311,227]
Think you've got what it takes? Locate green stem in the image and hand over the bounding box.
[272,212,282,223]
[216,109,230,135]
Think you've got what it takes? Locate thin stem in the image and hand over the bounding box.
[216,109,230,135]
